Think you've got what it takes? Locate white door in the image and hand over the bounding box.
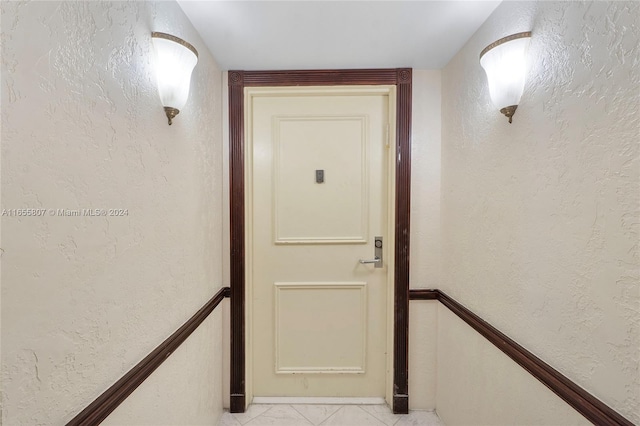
[247,86,395,400]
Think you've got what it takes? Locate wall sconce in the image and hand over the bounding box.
[151,32,198,125]
[480,32,531,123]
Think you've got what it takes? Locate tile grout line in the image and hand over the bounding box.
[354,405,392,426]
[317,405,345,426]
[232,405,274,426]
[290,405,311,425]
[389,406,403,426]
[355,405,381,425]
[289,404,318,426]
[220,411,243,426]
[363,405,394,426]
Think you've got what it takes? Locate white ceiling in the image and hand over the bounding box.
[177,1,502,71]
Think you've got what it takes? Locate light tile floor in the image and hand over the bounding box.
[219,404,444,426]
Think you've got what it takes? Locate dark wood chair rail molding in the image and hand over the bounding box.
[408,289,633,426]
[229,68,412,414]
[66,287,231,426]
[407,289,438,300]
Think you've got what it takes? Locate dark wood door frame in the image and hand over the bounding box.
[228,69,412,414]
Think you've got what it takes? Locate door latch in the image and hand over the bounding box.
[359,236,383,268]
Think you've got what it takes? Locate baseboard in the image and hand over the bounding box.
[252,397,386,405]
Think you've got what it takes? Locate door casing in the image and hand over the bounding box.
[228,69,412,414]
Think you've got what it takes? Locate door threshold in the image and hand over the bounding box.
[252,397,387,405]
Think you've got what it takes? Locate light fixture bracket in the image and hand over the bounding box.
[164,107,180,125]
[500,105,518,124]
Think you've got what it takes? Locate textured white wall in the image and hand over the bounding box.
[411,70,442,291]
[441,1,639,424]
[1,1,224,424]
[102,311,224,426]
[408,69,441,410]
[437,305,590,426]
[409,300,438,410]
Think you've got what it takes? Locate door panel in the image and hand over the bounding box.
[274,115,369,243]
[275,282,367,374]
[249,89,390,398]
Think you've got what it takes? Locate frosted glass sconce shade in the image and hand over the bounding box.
[480,32,531,123]
[152,32,198,125]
